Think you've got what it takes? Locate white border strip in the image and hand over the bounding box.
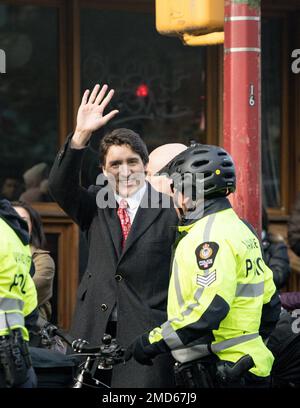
[225,16,260,22]
[225,47,261,53]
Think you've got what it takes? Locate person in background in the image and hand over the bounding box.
[288,192,300,257]
[280,291,300,311]
[147,143,187,196]
[12,201,55,322]
[19,163,51,203]
[262,206,291,290]
[0,176,23,201]
[278,194,300,311]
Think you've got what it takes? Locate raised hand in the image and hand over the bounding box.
[72,84,119,148]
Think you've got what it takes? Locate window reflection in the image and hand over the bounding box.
[80,9,207,186]
[261,18,282,208]
[0,5,58,202]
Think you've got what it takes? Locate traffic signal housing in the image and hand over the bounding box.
[156,0,224,37]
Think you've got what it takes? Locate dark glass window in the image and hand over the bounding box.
[261,17,282,208]
[80,9,207,186]
[0,5,59,202]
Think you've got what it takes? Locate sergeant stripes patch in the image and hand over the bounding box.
[196,270,216,287]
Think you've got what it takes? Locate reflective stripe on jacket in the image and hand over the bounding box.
[0,218,37,340]
[149,205,277,377]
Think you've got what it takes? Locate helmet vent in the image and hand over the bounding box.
[222,161,233,168]
[192,160,210,169]
[218,152,227,156]
[205,183,216,191]
[174,159,185,167]
[192,149,209,155]
[224,173,235,179]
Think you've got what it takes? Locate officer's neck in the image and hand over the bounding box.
[180,196,232,226]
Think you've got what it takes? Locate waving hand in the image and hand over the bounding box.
[72,84,119,148]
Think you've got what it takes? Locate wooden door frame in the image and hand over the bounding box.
[33,203,79,330]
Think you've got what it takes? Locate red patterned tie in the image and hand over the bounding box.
[117,199,131,248]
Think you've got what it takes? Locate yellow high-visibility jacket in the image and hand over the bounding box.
[0,217,37,341]
[149,199,279,377]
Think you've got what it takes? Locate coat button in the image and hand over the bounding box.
[115,275,123,282]
[100,304,108,311]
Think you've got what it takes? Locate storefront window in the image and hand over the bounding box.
[80,8,207,186]
[261,17,282,208]
[0,4,59,202]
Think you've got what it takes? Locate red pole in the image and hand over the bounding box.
[223,0,261,235]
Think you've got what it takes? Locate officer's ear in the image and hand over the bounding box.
[183,195,195,211]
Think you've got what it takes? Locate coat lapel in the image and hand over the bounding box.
[118,183,163,263]
[101,191,123,259]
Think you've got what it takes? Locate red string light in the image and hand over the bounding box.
[135,84,149,98]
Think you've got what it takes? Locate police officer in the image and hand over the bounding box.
[128,144,281,388]
[0,199,38,388]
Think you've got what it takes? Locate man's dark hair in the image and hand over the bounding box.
[100,128,149,166]
[11,201,47,250]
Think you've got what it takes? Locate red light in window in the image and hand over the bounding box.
[136,84,149,98]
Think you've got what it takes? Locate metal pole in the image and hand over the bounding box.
[223,0,261,234]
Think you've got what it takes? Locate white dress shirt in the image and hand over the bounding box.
[114,183,147,224]
[110,183,147,322]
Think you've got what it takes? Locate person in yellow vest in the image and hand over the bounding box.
[0,199,38,388]
[128,144,281,388]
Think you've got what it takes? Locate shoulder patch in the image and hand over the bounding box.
[195,241,219,270]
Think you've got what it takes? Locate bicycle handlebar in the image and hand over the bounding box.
[40,322,125,364]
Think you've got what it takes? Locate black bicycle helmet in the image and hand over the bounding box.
[157,143,236,199]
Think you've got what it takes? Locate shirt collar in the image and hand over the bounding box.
[115,183,147,210]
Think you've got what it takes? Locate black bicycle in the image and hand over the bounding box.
[31,322,126,388]
[32,314,300,389]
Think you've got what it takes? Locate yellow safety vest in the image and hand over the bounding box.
[149,207,276,377]
[0,218,37,341]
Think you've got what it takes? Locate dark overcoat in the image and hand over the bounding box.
[48,138,178,387]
